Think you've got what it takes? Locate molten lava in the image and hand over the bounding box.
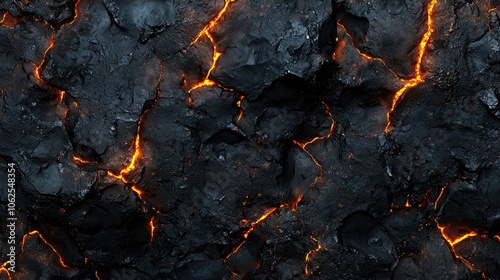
[107,61,163,184]
[72,155,91,164]
[304,235,322,275]
[107,120,143,183]
[0,11,21,28]
[20,230,68,268]
[293,100,335,170]
[243,207,277,239]
[225,207,277,261]
[131,185,145,199]
[0,261,11,280]
[434,185,447,210]
[336,21,402,80]
[33,35,55,82]
[438,224,478,247]
[385,0,438,132]
[187,0,236,105]
[436,223,485,272]
[236,95,245,121]
[63,0,81,27]
[405,195,411,208]
[149,214,157,241]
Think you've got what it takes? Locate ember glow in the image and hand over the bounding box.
[434,185,448,210]
[0,11,20,28]
[131,185,145,199]
[436,223,486,272]
[336,21,402,80]
[225,207,278,260]
[305,235,323,275]
[72,155,91,164]
[107,131,142,183]
[0,261,11,280]
[20,231,68,268]
[385,0,438,132]
[3,0,500,278]
[149,214,157,241]
[236,95,245,121]
[293,100,335,170]
[187,0,236,103]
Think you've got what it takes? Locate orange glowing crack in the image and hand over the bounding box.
[72,155,91,164]
[293,100,335,170]
[63,0,81,27]
[405,195,411,208]
[434,185,447,210]
[243,207,277,239]
[438,224,478,246]
[226,175,326,261]
[385,0,438,132]
[418,190,432,208]
[130,185,145,199]
[494,235,500,242]
[190,0,233,46]
[187,0,236,105]
[0,261,11,280]
[21,230,68,268]
[487,4,500,31]
[108,62,162,184]
[287,100,335,212]
[59,90,66,103]
[33,35,55,82]
[236,95,245,121]
[304,235,322,275]
[0,11,7,24]
[188,31,221,96]
[107,122,143,183]
[437,223,481,272]
[225,207,277,260]
[336,22,402,80]
[0,12,21,28]
[95,271,102,280]
[149,212,160,242]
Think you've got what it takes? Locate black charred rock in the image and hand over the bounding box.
[1,0,500,279]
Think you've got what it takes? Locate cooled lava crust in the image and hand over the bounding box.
[1,0,500,279]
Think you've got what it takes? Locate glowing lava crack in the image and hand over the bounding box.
[224,100,334,275]
[185,0,247,122]
[20,231,68,268]
[385,0,438,132]
[187,0,235,102]
[304,235,323,275]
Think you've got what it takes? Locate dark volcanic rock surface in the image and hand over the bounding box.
[1,0,500,279]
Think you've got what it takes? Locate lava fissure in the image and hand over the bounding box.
[0,261,11,280]
[186,0,237,105]
[108,62,163,184]
[434,185,447,210]
[149,212,158,242]
[436,222,489,272]
[20,230,68,268]
[305,235,323,275]
[336,21,403,80]
[27,0,81,102]
[293,100,335,171]
[225,100,335,270]
[385,0,438,132]
[72,155,92,164]
[236,95,245,122]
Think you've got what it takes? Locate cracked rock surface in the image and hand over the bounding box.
[1,0,500,279]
